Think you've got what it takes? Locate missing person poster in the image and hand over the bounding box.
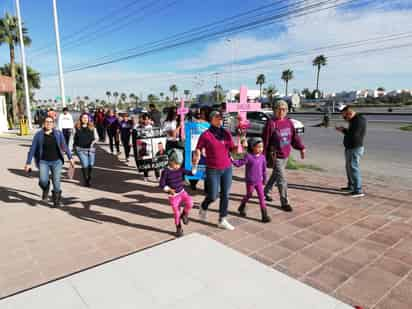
[184,122,210,180]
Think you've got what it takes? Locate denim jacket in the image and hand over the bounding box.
[26,129,72,166]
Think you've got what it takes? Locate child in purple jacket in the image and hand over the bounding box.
[159,149,199,237]
[232,137,271,223]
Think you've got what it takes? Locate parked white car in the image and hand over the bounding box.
[227,110,304,136]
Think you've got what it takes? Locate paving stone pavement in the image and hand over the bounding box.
[0,139,411,309]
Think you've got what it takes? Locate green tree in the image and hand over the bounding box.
[169,84,178,102]
[160,92,164,102]
[265,84,277,104]
[312,55,327,94]
[281,69,294,96]
[0,12,32,122]
[256,74,266,99]
[113,92,119,105]
[0,63,40,108]
[120,93,127,103]
[147,94,159,104]
[184,89,191,100]
[106,91,111,103]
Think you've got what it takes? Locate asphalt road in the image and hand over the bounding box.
[291,113,412,123]
[295,121,412,187]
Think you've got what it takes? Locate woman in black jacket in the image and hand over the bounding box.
[73,113,98,186]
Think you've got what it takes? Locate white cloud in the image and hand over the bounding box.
[35,1,412,99]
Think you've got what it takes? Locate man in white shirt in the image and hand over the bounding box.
[58,107,74,147]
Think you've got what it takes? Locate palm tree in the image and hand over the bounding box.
[0,63,40,107]
[147,94,158,104]
[169,84,178,102]
[84,96,89,107]
[113,92,119,105]
[159,92,164,102]
[281,69,294,96]
[106,91,111,103]
[312,55,327,94]
[256,74,266,99]
[120,93,127,103]
[184,90,191,100]
[0,12,32,122]
[265,84,277,104]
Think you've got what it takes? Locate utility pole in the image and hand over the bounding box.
[52,0,66,108]
[15,0,32,130]
[213,72,220,103]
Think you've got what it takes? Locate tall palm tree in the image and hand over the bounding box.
[0,63,40,106]
[312,55,327,94]
[120,93,127,103]
[184,90,191,100]
[106,91,111,103]
[256,74,266,99]
[265,84,277,104]
[159,92,164,102]
[113,92,119,105]
[281,69,294,96]
[0,12,32,122]
[169,84,178,102]
[147,94,158,104]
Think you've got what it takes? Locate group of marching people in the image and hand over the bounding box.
[25,100,306,237]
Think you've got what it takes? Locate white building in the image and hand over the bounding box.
[0,75,13,133]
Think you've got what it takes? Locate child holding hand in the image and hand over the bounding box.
[232,137,271,223]
[160,150,199,237]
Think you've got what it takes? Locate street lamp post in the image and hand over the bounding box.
[226,38,235,101]
[15,0,32,130]
[52,0,66,108]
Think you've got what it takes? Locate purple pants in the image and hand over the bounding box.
[242,182,267,210]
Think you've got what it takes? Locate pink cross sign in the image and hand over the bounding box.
[226,85,262,152]
[177,98,189,141]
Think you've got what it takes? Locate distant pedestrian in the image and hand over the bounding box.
[336,106,367,198]
[159,149,199,237]
[24,116,74,207]
[104,110,121,155]
[120,113,133,162]
[262,100,305,212]
[94,108,106,142]
[47,108,57,121]
[162,107,181,152]
[148,103,162,127]
[232,137,271,223]
[58,107,74,147]
[74,113,99,187]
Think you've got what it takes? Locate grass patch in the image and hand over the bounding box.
[400,124,412,131]
[286,157,324,171]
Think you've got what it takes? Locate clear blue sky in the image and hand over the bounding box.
[1,0,411,100]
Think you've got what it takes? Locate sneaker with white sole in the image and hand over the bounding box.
[218,218,235,230]
[199,208,207,221]
[351,191,365,198]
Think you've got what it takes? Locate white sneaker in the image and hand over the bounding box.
[218,218,235,231]
[199,208,207,221]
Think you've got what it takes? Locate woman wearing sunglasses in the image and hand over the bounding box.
[25,116,74,207]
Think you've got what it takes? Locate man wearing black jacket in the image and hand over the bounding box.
[336,106,367,197]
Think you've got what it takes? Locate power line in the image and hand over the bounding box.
[57,0,364,74]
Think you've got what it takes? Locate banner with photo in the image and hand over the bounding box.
[184,122,210,180]
[133,127,168,172]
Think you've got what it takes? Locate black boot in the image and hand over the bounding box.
[51,191,62,208]
[81,168,89,186]
[261,208,271,223]
[180,212,189,225]
[41,182,50,201]
[176,224,183,237]
[238,203,247,217]
[87,166,92,187]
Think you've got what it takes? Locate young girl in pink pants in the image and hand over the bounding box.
[232,137,271,223]
[159,150,198,237]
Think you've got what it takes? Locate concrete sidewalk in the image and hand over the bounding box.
[0,139,411,309]
[0,233,353,309]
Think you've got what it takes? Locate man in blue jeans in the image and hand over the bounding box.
[336,106,367,198]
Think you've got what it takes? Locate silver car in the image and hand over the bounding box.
[227,110,305,136]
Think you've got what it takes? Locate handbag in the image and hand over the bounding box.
[67,164,75,180]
